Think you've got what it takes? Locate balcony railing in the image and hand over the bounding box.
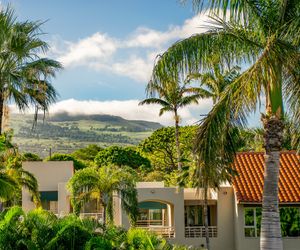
[136,220,165,227]
[185,226,218,238]
[79,212,103,222]
[138,226,175,238]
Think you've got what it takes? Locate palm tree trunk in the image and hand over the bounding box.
[0,92,4,135]
[260,115,284,250]
[174,109,181,170]
[204,183,210,250]
[102,204,107,226]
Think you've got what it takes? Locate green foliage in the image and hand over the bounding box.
[45,153,87,171]
[0,207,194,250]
[47,217,92,250]
[126,228,168,250]
[68,165,138,225]
[0,133,40,205]
[72,145,103,162]
[84,236,112,250]
[139,126,196,173]
[22,152,42,161]
[94,146,151,170]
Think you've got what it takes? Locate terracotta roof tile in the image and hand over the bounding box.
[232,152,300,203]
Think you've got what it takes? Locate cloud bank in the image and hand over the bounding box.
[11,98,213,126]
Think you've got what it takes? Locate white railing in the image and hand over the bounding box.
[185,226,218,238]
[79,212,103,222]
[138,226,175,238]
[136,220,165,227]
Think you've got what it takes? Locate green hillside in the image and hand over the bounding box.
[9,113,163,158]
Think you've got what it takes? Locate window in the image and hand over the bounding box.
[41,200,58,214]
[244,207,300,237]
[244,207,261,237]
[184,205,210,226]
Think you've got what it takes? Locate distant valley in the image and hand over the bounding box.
[9,112,163,158]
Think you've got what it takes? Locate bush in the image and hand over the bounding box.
[0,207,196,250]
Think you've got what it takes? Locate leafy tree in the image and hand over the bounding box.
[0,6,62,134]
[45,153,86,171]
[68,165,138,226]
[140,77,209,170]
[72,144,102,162]
[139,126,196,173]
[151,1,300,248]
[94,146,151,171]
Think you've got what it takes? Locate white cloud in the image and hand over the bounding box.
[49,12,212,82]
[56,33,117,67]
[10,98,213,126]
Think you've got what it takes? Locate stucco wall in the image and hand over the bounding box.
[22,161,73,214]
[172,186,235,250]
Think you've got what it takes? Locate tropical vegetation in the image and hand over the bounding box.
[67,165,138,225]
[0,206,196,250]
[139,75,209,170]
[0,7,61,134]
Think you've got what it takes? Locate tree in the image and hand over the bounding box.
[67,165,138,226]
[72,144,102,162]
[138,126,196,173]
[0,6,62,134]
[139,77,209,170]
[151,1,300,249]
[45,153,86,171]
[94,146,151,171]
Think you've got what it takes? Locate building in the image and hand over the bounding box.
[22,152,300,250]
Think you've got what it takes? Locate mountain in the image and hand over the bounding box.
[9,112,163,158]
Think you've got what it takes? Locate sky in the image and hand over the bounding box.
[2,0,260,126]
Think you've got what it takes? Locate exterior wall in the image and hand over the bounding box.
[175,186,235,250]
[234,201,300,250]
[22,161,73,215]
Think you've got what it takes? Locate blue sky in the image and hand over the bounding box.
[3,0,260,126]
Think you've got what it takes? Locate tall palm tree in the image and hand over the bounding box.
[139,78,210,170]
[150,1,300,249]
[187,64,239,250]
[0,6,62,134]
[68,165,138,226]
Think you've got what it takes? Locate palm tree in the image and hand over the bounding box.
[139,78,210,170]
[150,1,300,249]
[0,6,62,134]
[68,165,138,226]
[187,63,240,104]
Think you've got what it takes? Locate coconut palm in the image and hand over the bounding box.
[191,64,239,250]
[139,78,210,170]
[0,6,62,134]
[150,1,300,249]
[187,63,240,104]
[68,165,138,226]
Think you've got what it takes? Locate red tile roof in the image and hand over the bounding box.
[232,152,300,203]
